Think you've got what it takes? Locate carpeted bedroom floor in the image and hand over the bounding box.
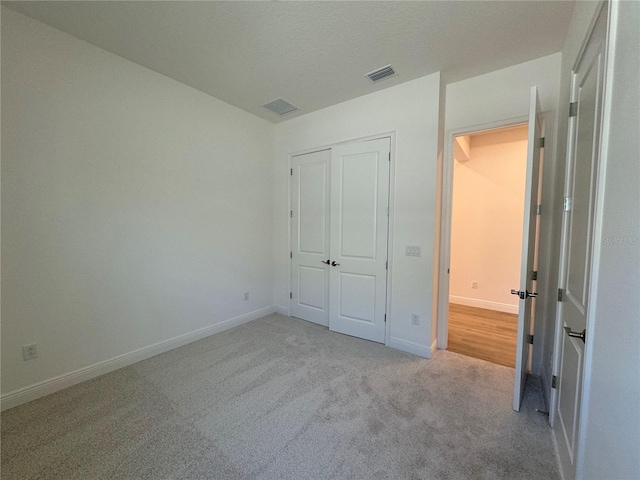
[1,313,560,479]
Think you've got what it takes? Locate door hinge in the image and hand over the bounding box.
[290,251,292,259]
[536,204,542,215]
[290,168,293,176]
[532,271,538,281]
[552,375,558,389]
[386,260,388,270]
[558,288,564,301]
[290,292,292,299]
[388,152,391,162]
[569,102,578,117]
[563,197,571,212]
[290,210,293,218]
[527,334,534,345]
[539,137,545,148]
[384,314,387,323]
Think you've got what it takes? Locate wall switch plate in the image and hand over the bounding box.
[472,281,478,289]
[406,245,421,256]
[244,292,249,301]
[411,314,420,325]
[22,344,38,361]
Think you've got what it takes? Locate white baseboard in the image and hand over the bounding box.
[1,306,276,411]
[429,338,438,358]
[449,295,519,314]
[387,337,435,359]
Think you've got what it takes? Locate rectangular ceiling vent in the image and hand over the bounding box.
[366,65,396,82]
[262,98,299,116]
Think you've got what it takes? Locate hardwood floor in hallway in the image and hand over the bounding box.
[447,303,518,368]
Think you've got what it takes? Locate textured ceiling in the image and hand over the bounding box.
[2,1,576,123]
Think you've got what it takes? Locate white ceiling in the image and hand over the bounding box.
[3,1,576,123]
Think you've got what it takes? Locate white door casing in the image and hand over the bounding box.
[513,86,544,412]
[329,138,390,343]
[552,5,607,479]
[290,138,390,344]
[290,149,331,326]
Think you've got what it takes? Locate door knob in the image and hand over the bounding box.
[511,289,538,299]
[321,259,330,265]
[331,261,340,266]
[564,326,586,343]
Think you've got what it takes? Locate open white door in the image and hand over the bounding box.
[552,5,607,478]
[329,138,390,343]
[512,87,543,411]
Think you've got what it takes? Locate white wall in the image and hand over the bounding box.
[445,54,562,132]
[579,1,640,477]
[1,8,275,402]
[449,127,528,314]
[440,54,562,367]
[273,74,442,357]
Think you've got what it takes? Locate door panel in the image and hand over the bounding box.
[553,5,607,479]
[513,86,543,411]
[567,60,598,306]
[557,334,583,463]
[291,150,331,326]
[329,138,390,343]
[299,162,328,254]
[339,153,379,259]
[338,272,376,323]
[298,266,326,310]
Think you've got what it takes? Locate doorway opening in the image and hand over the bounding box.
[447,123,532,368]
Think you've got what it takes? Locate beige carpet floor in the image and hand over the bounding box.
[1,313,560,479]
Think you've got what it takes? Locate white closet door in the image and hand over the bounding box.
[290,150,331,326]
[329,138,390,343]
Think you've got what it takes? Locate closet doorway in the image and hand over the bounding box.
[289,138,391,344]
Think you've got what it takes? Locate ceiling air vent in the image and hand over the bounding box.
[262,98,299,116]
[365,65,396,82]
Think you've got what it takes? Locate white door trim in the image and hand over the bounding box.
[287,132,397,345]
[436,116,529,350]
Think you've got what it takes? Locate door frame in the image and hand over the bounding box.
[436,116,529,350]
[288,131,397,345]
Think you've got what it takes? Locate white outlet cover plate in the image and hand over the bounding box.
[406,245,421,256]
[22,344,38,360]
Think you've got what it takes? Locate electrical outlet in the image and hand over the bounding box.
[244,292,249,301]
[472,281,478,289]
[406,245,421,257]
[22,344,38,361]
[411,314,420,325]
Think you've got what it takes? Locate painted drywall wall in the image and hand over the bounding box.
[579,1,640,477]
[449,126,528,314]
[1,8,275,398]
[273,74,442,357]
[441,53,561,369]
